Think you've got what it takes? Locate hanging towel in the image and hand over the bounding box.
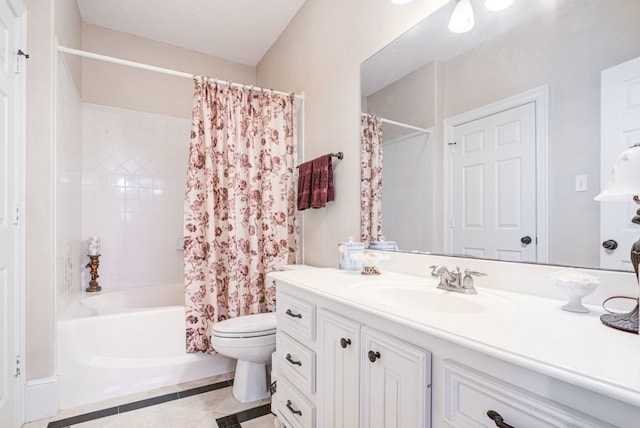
[297,154,335,210]
[311,154,335,208]
[297,160,313,210]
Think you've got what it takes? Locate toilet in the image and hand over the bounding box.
[211,264,313,403]
[211,312,277,402]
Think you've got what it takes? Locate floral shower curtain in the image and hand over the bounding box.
[360,114,383,246]
[184,77,298,354]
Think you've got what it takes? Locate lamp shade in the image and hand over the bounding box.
[595,144,640,201]
[448,0,475,33]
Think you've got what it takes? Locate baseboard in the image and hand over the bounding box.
[25,376,59,422]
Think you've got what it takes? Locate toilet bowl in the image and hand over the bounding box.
[211,312,277,403]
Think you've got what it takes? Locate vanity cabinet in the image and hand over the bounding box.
[277,295,431,428]
[317,310,360,428]
[272,270,639,428]
[360,326,431,428]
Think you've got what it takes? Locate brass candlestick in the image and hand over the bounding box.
[85,254,102,292]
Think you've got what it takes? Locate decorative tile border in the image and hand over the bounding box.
[215,403,273,428]
[47,379,234,428]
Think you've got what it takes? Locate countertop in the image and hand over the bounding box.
[268,268,640,407]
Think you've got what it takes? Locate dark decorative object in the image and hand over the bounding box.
[85,254,102,293]
[595,145,640,333]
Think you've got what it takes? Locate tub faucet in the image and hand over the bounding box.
[429,265,485,294]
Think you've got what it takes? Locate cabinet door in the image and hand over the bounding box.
[361,327,432,428]
[317,310,361,428]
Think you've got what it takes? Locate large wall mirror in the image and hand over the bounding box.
[361,0,640,271]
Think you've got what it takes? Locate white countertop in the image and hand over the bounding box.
[268,268,640,407]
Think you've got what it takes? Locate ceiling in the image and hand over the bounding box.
[76,0,307,66]
[361,0,562,96]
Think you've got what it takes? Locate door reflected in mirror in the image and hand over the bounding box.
[360,0,640,270]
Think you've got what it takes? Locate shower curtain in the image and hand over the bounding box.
[184,77,298,354]
[360,114,383,246]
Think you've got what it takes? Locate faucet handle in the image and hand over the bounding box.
[429,265,441,277]
[464,269,486,277]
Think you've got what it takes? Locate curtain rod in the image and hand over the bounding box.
[58,45,304,100]
[361,112,431,134]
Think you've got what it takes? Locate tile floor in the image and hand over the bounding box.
[23,373,276,428]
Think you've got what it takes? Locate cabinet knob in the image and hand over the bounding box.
[368,350,381,362]
[286,400,302,416]
[520,236,532,245]
[285,309,302,319]
[285,353,302,366]
[602,239,618,250]
[340,337,351,349]
[487,410,515,428]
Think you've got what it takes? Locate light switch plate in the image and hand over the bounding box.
[575,175,587,192]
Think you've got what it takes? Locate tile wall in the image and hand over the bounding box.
[81,104,190,288]
[56,55,83,314]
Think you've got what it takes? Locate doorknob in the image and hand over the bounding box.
[520,236,532,245]
[602,239,618,250]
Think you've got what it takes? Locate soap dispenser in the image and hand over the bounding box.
[338,236,364,271]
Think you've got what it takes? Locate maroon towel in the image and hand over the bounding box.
[297,154,335,210]
[297,160,313,210]
[311,154,335,208]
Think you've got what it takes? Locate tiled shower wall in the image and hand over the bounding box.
[82,104,190,288]
[56,55,83,314]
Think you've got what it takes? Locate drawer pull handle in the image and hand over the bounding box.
[286,353,302,366]
[340,337,351,349]
[286,400,302,416]
[487,410,515,428]
[368,350,381,362]
[285,309,302,319]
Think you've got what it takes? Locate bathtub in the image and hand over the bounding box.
[57,284,235,409]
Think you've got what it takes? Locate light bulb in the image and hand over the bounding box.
[448,0,475,34]
[485,0,515,11]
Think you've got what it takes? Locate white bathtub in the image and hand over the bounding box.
[57,285,235,409]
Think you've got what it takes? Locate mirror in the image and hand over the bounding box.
[361,0,640,270]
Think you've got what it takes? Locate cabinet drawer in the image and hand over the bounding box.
[277,379,316,428]
[443,360,613,428]
[277,292,316,345]
[277,332,316,394]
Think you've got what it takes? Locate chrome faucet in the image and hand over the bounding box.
[429,265,486,294]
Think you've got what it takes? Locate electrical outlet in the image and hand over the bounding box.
[575,175,587,192]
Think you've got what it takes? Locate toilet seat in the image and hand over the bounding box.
[211,312,276,338]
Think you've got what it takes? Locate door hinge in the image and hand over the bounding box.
[450,217,456,229]
[14,205,20,226]
[14,355,21,377]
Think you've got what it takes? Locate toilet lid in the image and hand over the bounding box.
[211,312,277,338]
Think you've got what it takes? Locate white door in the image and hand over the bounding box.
[317,310,360,428]
[600,56,640,270]
[0,0,25,426]
[360,327,431,428]
[450,102,536,262]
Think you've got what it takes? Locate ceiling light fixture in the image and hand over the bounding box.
[448,0,475,34]
[485,0,515,12]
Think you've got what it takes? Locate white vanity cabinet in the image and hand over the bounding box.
[277,294,432,428]
[360,326,431,428]
[271,270,640,428]
[317,309,360,428]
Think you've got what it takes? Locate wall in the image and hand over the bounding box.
[55,54,83,315]
[365,62,438,252]
[82,104,189,287]
[81,24,256,119]
[25,0,82,382]
[257,0,449,267]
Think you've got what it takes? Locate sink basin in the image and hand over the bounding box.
[350,281,511,315]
